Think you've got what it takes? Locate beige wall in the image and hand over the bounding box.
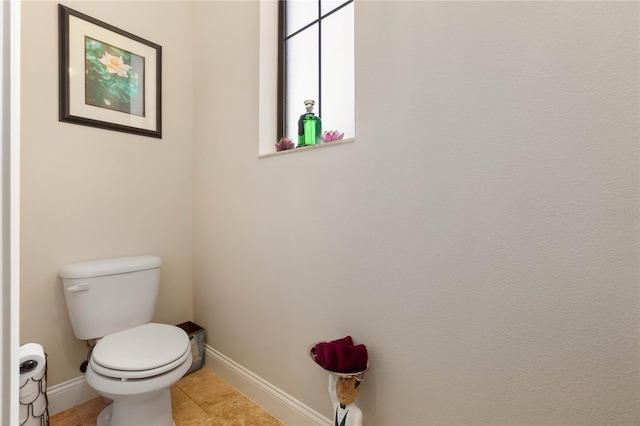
[18,0,639,424]
[20,1,194,386]
[192,1,639,425]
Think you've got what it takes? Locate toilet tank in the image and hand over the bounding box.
[59,255,162,341]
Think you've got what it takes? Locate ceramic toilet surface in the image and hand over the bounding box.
[59,256,185,426]
[90,343,191,379]
[92,323,189,373]
[86,351,192,397]
[86,351,192,426]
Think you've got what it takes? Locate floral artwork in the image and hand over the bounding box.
[59,5,161,138]
[85,37,144,116]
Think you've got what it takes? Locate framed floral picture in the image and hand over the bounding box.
[58,5,162,138]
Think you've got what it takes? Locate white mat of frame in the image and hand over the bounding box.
[204,344,332,426]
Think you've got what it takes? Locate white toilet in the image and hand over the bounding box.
[59,255,192,426]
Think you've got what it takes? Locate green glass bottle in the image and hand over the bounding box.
[297,100,322,147]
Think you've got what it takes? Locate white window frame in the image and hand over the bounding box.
[258,0,354,157]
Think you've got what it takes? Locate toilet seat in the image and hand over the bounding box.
[91,345,191,380]
[91,323,190,380]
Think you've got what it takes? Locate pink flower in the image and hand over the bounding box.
[322,130,344,142]
[99,52,131,77]
[275,137,295,151]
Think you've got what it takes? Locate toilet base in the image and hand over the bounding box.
[96,388,175,426]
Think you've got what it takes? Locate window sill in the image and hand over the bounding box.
[258,138,355,159]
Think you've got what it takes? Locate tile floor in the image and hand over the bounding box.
[49,367,283,426]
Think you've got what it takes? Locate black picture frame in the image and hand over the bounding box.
[59,4,162,138]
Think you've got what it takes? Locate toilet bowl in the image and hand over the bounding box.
[59,255,192,426]
[86,323,192,426]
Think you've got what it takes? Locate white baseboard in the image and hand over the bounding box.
[46,375,99,415]
[203,344,331,426]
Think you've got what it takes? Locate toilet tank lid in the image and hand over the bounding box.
[59,255,162,279]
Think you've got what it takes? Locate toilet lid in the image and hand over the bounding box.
[92,323,190,373]
[89,344,191,379]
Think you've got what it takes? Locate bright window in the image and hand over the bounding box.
[278,0,354,144]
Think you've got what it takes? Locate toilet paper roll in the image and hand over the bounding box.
[18,403,28,423]
[19,379,40,404]
[19,344,48,426]
[32,391,48,416]
[19,343,45,382]
[22,406,47,426]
